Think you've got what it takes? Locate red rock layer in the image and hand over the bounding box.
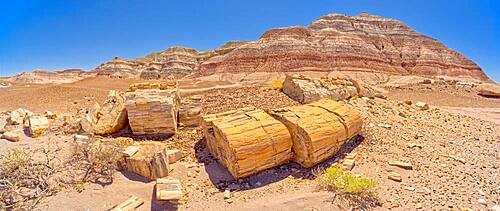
[200,13,489,81]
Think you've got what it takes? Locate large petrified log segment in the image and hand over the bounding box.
[201,107,293,179]
[282,74,376,103]
[175,93,202,127]
[270,98,362,168]
[121,141,170,180]
[80,90,128,135]
[125,83,178,135]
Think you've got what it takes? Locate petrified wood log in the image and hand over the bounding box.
[121,142,170,180]
[156,178,183,201]
[110,196,144,211]
[271,98,362,168]
[282,74,376,103]
[125,83,178,135]
[201,107,293,179]
[175,93,202,127]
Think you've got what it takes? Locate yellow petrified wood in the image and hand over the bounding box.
[270,98,363,168]
[201,107,293,179]
[121,142,169,180]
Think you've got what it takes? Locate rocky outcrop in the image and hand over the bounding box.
[94,42,251,79]
[476,83,500,97]
[6,69,93,84]
[200,13,489,81]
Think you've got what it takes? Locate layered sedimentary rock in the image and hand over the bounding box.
[6,69,93,84]
[125,83,177,135]
[282,74,376,103]
[121,142,170,180]
[201,107,293,179]
[94,42,250,79]
[271,98,362,168]
[200,13,489,81]
[80,90,128,135]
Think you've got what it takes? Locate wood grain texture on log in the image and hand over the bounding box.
[282,74,376,103]
[125,83,178,135]
[156,178,183,201]
[175,93,202,127]
[121,141,170,180]
[271,98,362,168]
[201,107,293,179]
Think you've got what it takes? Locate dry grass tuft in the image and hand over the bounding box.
[318,166,377,196]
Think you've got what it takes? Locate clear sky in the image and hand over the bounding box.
[1,0,499,82]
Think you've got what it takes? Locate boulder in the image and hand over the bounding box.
[121,141,170,180]
[81,90,128,135]
[282,75,376,104]
[476,83,500,97]
[125,83,177,135]
[270,98,363,168]
[6,108,33,125]
[201,107,293,179]
[1,131,20,142]
[28,115,49,137]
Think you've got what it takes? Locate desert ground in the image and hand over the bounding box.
[0,74,499,211]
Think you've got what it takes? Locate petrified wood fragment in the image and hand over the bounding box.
[125,83,178,135]
[201,107,293,179]
[121,142,170,180]
[175,93,202,127]
[271,98,362,168]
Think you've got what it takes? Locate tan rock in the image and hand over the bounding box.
[201,107,293,179]
[155,178,182,201]
[271,98,363,167]
[166,149,182,164]
[125,83,177,135]
[175,94,202,127]
[6,108,33,125]
[476,83,500,97]
[28,115,49,137]
[44,111,56,119]
[282,75,376,103]
[74,134,89,143]
[389,161,413,169]
[415,101,429,110]
[388,172,402,182]
[110,196,144,211]
[81,90,128,135]
[1,131,20,142]
[121,141,170,180]
[123,146,139,157]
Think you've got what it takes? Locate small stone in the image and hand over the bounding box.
[377,123,391,129]
[387,172,402,182]
[255,182,262,186]
[44,111,57,119]
[224,189,231,199]
[403,100,412,105]
[166,149,182,164]
[74,134,89,142]
[341,158,355,171]
[415,101,429,110]
[416,202,423,209]
[478,198,487,205]
[1,131,20,142]
[478,189,485,196]
[388,161,413,169]
[403,186,415,191]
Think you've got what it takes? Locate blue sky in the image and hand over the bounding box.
[1,0,499,82]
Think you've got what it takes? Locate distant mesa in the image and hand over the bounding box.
[9,13,493,83]
[6,68,94,84]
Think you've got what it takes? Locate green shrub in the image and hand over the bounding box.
[318,166,377,196]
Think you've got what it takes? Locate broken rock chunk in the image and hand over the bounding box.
[81,90,128,135]
[415,101,429,110]
[28,115,49,137]
[121,141,170,180]
[110,196,144,211]
[156,178,182,201]
[7,108,33,125]
[1,131,21,142]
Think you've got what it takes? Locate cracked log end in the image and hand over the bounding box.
[271,98,363,168]
[201,107,293,179]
